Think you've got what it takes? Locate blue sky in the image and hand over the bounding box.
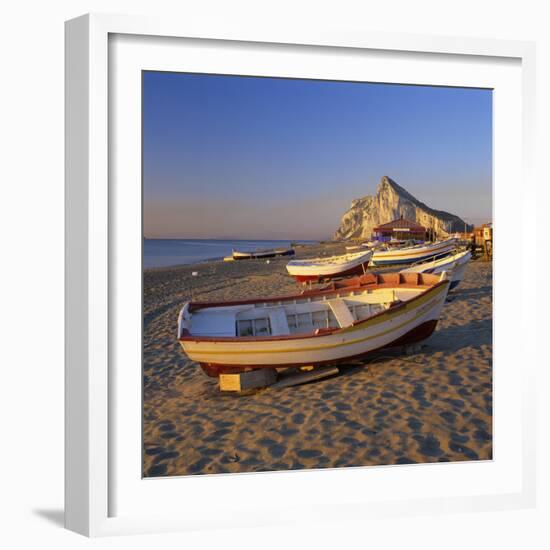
[143,72,492,239]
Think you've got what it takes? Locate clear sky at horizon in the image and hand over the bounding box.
[143,71,492,240]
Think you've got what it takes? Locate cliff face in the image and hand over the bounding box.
[333,176,470,240]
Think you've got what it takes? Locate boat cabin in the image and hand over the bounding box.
[180,272,441,340]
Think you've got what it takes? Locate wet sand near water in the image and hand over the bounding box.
[143,242,492,477]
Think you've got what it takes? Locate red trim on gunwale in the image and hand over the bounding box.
[179,277,448,344]
[186,272,438,312]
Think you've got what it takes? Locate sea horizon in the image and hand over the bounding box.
[143,238,318,269]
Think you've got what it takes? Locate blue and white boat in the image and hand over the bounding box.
[370,238,457,266]
[399,248,471,290]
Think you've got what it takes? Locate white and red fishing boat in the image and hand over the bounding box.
[399,249,471,290]
[177,271,450,377]
[232,247,295,260]
[370,238,457,266]
[285,249,373,283]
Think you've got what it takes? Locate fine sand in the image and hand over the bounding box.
[143,243,492,477]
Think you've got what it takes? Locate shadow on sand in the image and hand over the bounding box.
[446,285,492,303]
[336,317,492,374]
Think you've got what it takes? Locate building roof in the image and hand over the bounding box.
[373,217,427,232]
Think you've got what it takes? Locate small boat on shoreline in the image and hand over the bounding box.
[345,241,383,251]
[177,271,450,377]
[370,238,457,266]
[399,249,471,290]
[232,247,295,260]
[285,249,373,283]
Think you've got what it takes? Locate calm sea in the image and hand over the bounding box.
[143,239,315,269]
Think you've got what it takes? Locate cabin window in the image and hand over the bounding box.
[254,318,270,336]
[237,320,253,337]
[297,313,312,329]
[236,317,271,337]
[287,315,296,330]
[353,304,370,320]
[312,310,328,329]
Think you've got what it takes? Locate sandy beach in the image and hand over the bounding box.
[143,242,492,477]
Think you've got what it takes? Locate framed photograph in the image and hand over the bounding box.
[65,13,537,536]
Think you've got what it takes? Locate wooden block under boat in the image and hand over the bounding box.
[219,369,278,392]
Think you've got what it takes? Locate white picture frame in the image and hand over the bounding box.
[65,13,537,537]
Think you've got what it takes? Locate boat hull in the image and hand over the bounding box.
[371,239,457,266]
[232,248,295,260]
[291,259,370,283]
[399,250,471,290]
[286,250,373,283]
[179,277,450,377]
[447,256,470,289]
[197,319,439,377]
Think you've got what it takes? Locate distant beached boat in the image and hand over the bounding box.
[345,241,381,251]
[370,238,457,266]
[399,249,472,290]
[231,247,295,260]
[285,249,373,283]
[177,271,450,377]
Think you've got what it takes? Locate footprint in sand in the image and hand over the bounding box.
[146,463,168,476]
[407,417,423,431]
[414,434,444,457]
[448,442,479,460]
[152,450,179,464]
[145,446,166,456]
[296,449,322,459]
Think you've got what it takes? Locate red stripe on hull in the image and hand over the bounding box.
[198,319,438,377]
[292,260,370,283]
